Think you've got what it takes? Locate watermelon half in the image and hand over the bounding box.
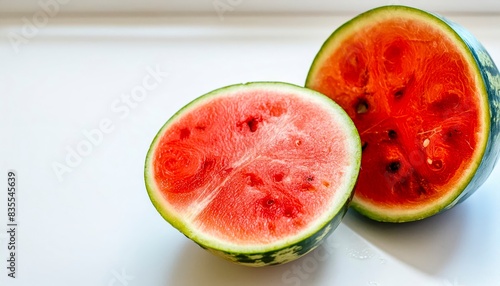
[144,82,361,266]
[306,5,500,222]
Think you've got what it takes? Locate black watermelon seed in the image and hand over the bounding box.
[386,161,401,173]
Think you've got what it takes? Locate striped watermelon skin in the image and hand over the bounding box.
[441,15,500,207]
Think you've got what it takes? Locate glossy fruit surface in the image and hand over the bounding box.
[145,82,361,264]
[306,5,500,222]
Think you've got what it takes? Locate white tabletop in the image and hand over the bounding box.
[1,13,500,286]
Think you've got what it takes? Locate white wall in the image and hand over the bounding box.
[1,0,500,16]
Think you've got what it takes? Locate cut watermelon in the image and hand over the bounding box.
[306,5,500,222]
[144,82,361,266]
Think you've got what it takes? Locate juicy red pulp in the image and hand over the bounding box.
[309,18,481,207]
[152,90,353,244]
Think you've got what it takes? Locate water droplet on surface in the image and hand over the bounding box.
[346,247,373,260]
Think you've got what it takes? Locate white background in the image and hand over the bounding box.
[1,0,500,14]
[1,1,500,286]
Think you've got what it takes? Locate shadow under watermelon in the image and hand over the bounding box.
[342,201,469,275]
[166,236,337,286]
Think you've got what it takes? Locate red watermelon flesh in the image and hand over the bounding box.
[146,83,360,251]
[306,6,493,221]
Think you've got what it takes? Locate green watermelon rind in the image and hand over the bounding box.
[206,199,348,266]
[306,5,500,222]
[144,82,361,265]
[441,16,500,206]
